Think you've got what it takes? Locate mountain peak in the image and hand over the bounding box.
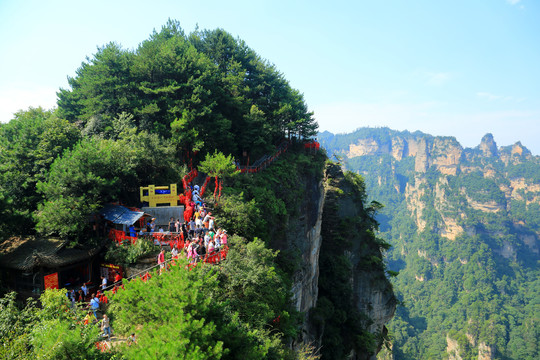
[510,141,531,157]
[478,133,498,157]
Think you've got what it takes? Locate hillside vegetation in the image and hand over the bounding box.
[0,21,395,360]
[0,20,317,242]
[320,128,540,360]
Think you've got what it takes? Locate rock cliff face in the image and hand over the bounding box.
[318,128,540,360]
[446,334,496,360]
[287,170,326,342]
[344,131,462,174]
[324,129,540,244]
[286,161,396,359]
[478,133,498,157]
[327,163,397,338]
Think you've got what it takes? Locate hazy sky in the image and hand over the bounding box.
[1,0,539,153]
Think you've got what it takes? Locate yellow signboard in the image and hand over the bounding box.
[140,184,178,207]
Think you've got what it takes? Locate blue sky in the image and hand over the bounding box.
[1,0,539,153]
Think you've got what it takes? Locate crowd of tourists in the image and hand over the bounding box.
[151,183,229,268]
[76,180,229,344]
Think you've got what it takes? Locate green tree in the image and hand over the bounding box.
[57,42,136,127]
[35,133,182,241]
[57,21,317,160]
[109,257,290,359]
[0,108,80,236]
[0,290,109,360]
[32,290,107,360]
[198,151,238,201]
[212,192,262,240]
[0,292,37,359]
[219,237,297,336]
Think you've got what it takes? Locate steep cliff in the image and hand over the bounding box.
[287,164,326,343]
[332,128,462,175]
[236,147,396,358]
[307,162,397,360]
[319,128,540,360]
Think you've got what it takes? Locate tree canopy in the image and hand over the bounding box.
[0,20,318,243]
[58,20,317,159]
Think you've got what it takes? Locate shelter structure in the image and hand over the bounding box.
[100,204,150,234]
[99,204,151,244]
[0,236,103,297]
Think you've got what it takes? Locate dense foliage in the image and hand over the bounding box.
[109,238,297,360]
[213,146,326,247]
[320,129,540,360]
[35,130,183,241]
[57,20,316,159]
[0,20,316,243]
[0,19,396,360]
[0,290,108,359]
[0,108,80,235]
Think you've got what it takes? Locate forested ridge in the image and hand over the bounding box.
[0,19,317,241]
[320,128,540,360]
[0,21,394,359]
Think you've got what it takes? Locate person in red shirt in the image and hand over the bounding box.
[114,271,122,285]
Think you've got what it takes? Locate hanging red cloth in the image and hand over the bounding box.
[213,176,219,200]
[200,176,211,197]
[218,181,223,201]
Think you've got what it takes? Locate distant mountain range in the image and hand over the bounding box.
[319,127,540,360]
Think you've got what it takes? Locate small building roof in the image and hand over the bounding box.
[100,204,148,225]
[0,237,102,271]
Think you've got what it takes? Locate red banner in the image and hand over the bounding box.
[44,272,59,290]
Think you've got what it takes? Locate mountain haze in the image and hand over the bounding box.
[319,128,540,360]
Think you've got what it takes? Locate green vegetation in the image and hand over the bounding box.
[0,108,81,236]
[507,161,540,182]
[0,20,316,244]
[35,131,183,241]
[104,238,156,267]
[57,20,316,159]
[109,238,296,359]
[214,146,327,248]
[320,129,540,360]
[0,290,107,359]
[0,20,396,360]
[199,151,239,201]
[0,238,298,359]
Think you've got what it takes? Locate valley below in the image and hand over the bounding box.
[320,128,540,360]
